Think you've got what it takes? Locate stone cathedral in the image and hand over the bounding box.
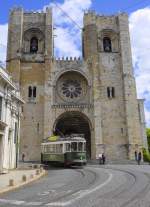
[6,7,148,161]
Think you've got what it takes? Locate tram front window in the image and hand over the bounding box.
[78,142,83,151]
[71,142,77,152]
[66,143,71,152]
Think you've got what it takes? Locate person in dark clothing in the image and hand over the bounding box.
[102,153,106,165]
[137,152,142,165]
[135,151,138,161]
[22,153,25,162]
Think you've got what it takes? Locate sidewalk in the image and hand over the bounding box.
[0,164,47,194]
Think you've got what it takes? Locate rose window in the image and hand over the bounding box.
[62,80,82,99]
[56,72,88,103]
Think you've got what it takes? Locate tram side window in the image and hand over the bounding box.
[43,146,47,153]
[71,142,77,152]
[78,142,83,152]
[44,146,47,153]
[66,143,71,152]
[56,144,63,153]
[56,144,59,153]
[47,145,56,153]
[60,144,63,153]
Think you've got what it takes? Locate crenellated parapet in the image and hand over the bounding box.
[51,57,85,74]
[84,10,127,26]
[53,56,82,62]
[10,6,52,15]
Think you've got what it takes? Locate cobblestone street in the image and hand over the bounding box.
[0,165,150,207]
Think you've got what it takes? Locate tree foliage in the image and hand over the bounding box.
[143,148,150,163]
[146,128,150,150]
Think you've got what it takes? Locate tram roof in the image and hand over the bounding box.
[42,134,86,144]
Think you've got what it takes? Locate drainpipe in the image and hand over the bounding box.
[16,102,20,168]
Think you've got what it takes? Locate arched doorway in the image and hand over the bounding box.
[54,111,91,159]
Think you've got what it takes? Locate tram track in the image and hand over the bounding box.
[96,166,150,207]
[44,167,98,204]
[120,172,150,207]
[1,166,150,207]
[100,168,137,199]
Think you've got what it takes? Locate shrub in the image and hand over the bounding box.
[143,148,150,163]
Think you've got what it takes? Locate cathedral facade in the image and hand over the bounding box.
[6,7,148,161]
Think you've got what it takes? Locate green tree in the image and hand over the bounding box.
[146,128,150,150]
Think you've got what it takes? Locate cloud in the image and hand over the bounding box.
[129,7,150,127]
[0,24,8,65]
[54,27,81,57]
[43,0,92,57]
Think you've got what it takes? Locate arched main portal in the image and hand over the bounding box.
[54,111,91,159]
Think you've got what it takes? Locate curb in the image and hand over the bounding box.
[0,169,48,195]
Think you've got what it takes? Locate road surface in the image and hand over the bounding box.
[0,165,150,207]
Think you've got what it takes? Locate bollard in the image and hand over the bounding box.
[36,169,40,175]
[9,179,14,186]
[22,175,27,182]
[34,165,38,169]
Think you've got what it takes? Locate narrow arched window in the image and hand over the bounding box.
[103,37,112,52]
[30,37,38,53]
[107,87,111,98]
[28,86,32,98]
[33,86,36,98]
[107,87,115,98]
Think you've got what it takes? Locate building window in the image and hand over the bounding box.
[103,37,112,52]
[107,87,115,98]
[37,123,39,133]
[28,86,37,99]
[33,86,36,98]
[28,86,32,98]
[30,37,38,53]
[0,97,2,120]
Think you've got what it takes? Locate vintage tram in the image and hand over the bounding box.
[41,134,87,166]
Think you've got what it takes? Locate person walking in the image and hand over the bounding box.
[102,153,106,165]
[137,152,142,165]
[22,153,25,162]
[135,151,138,161]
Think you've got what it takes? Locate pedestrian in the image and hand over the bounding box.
[135,151,138,161]
[137,152,142,165]
[102,153,106,165]
[98,153,102,165]
[22,153,25,162]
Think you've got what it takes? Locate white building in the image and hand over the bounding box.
[0,66,24,172]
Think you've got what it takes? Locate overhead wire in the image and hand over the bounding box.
[51,0,82,30]
[0,0,149,62]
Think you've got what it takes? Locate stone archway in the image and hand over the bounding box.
[54,111,91,159]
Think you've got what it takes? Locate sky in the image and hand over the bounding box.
[0,0,150,126]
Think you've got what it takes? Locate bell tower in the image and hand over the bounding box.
[7,7,53,84]
[82,11,147,160]
[6,7,53,161]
